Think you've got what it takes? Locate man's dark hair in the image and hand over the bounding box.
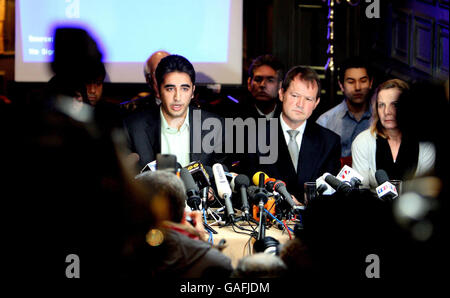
[338,56,372,84]
[86,61,106,83]
[248,54,284,81]
[155,54,196,90]
[281,66,321,99]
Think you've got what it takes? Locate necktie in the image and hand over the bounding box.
[287,130,299,171]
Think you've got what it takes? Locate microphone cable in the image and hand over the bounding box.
[264,208,294,234]
[203,207,213,244]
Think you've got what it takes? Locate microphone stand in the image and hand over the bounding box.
[257,200,266,241]
[200,188,218,234]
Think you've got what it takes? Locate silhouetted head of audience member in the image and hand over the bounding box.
[51,27,103,84]
[45,27,104,113]
[396,80,448,145]
[0,97,161,279]
[231,253,287,278]
[299,190,405,279]
[135,170,186,224]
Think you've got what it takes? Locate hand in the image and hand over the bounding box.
[185,210,208,241]
[291,195,304,207]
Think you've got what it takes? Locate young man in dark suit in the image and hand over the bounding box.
[248,66,341,203]
[241,54,285,120]
[123,55,227,171]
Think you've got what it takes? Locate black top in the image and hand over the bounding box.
[376,135,419,181]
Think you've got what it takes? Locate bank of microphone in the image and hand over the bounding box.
[316,166,364,196]
[375,169,398,201]
[212,163,235,220]
[252,171,301,213]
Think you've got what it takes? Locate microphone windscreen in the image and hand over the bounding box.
[180,168,199,192]
[247,185,258,198]
[252,171,269,186]
[234,174,250,189]
[375,170,390,186]
[324,174,343,191]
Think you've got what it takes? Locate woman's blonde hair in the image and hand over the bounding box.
[370,79,409,138]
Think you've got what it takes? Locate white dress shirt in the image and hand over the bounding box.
[279,113,307,167]
[160,107,190,167]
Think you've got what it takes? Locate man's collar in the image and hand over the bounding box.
[343,99,372,120]
[255,103,277,119]
[280,112,307,134]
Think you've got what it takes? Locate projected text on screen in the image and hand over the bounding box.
[20,0,231,63]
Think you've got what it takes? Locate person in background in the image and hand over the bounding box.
[240,54,285,120]
[316,56,374,164]
[121,50,170,113]
[144,50,171,106]
[133,170,233,278]
[351,79,436,189]
[231,253,287,278]
[85,62,106,106]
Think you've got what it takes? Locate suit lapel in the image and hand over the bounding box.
[146,109,161,160]
[297,121,320,183]
[276,119,297,179]
[189,107,196,162]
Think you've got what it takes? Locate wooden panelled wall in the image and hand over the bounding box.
[388,0,448,81]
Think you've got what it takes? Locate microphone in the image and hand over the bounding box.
[201,186,209,210]
[324,174,352,194]
[204,165,217,196]
[140,160,157,173]
[212,163,235,220]
[247,185,269,207]
[336,165,364,188]
[156,153,178,173]
[180,168,201,210]
[375,170,398,201]
[232,174,251,217]
[252,171,269,187]
[273,180,299,210]
[185,161,210,190]
[316,173,335,195]
[252,171,300,212]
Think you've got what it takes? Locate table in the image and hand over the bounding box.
[208,221,293,267]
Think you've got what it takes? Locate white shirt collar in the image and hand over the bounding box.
[255,104,276,120]
[279,112,307,135]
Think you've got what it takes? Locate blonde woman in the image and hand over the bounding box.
[351,79,435,189]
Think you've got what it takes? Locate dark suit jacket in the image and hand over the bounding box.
[237,100,282,120]
[246,119,341,202]
[123,105,228,170]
